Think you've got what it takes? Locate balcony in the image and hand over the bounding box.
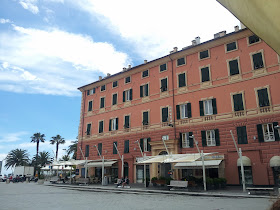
[234,111,245,117]
[204,115,214,121]
[259,106,271,113]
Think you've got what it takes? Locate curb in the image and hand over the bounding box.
[45,184,276,199]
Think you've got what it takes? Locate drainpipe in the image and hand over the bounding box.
[80,90,86,160]
[168,55,177,140]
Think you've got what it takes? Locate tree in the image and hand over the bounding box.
[60,154,70,161]
[5,149,29,169]
[67,140,77,159]
[50,134,65,160]
[30,133,45,156]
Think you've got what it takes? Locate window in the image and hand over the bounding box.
[248,35,260,45]
[233,93,244,111]
[180,132,193,148]
[257,123,280,142]
[199,50,209,59]
[142,70,149,78]
[176,103,192,119]
[101,85,106,91]
[140,138,151,152]
[161,107,169,122]
[143,111,149,125]
[86,123,91,135]
[160,63,167,72]
[201,129,220,146]
[257,88,270,107]
[226,42,237,52]
[178,73,186,87]
[199,99,217,116]
[99,121,104,133]
[123,89,132,102]
[237,126,248,144]
[112,93,117,105]
[109,118,118,131]
[88,101,93,112]
[201,67,210,82]
[160,78,168,92]
[140,84,149,97]
[100,97,105,108]
[125,76,131,84]
[252,52,264,70]
[124,140,129,153]
[112,81,118,88]
[85,145,89,157]
[162,135,169,141]
[87,88,95,95]
[113,142,117,154]
[124,115,130,128]
[177,57,186,66]
[98,143,102,155]
[229,59,240,76]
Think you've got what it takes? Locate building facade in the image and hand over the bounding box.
[77,27,280,186]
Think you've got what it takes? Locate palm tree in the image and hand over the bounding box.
[30,133,45,156]
[60,154,70,161]
[67,140,77,159]
[50,135,65,160]
[5,149,29,169]
[37,151,51,167]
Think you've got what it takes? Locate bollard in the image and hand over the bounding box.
[6,179,10,184]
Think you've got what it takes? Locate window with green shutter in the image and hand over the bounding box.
[257,88,270,107]
[200,50,209,59]
[248,35,260,44]
[85,145,89,157]
[140,84,149,97]
[124,115,130,128]
[252,52,264,70]
[100,97,105,108]
[226,42,237,52]
[99,121,104,133]
[125,76,131,84]
[113,142,117,154]
[162,107,168,122]
[98,143,102,155]
[142,70,149,78]
[178,73,186,87]
[237,126,248,144]
[88,101,93,112]
[229,59,239,76]
[143,111,149,125]
[233,93,244,111]
[112,81,118,88]
[177,57,185,66]
[86,124,91,135]
[161,78,168,92]
[160,63,167,72]
[101,85,106,91]
[124,140,129,153]
[112,93,117,105]
[201,67,210,82]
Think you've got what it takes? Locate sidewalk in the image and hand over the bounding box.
[44,182,279,199]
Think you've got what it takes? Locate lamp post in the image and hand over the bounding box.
[113,143,124,178]
[135,140,147,188]
[79,147,87,179]
[94,145,105,185]
[230,130,246,192]
[62,149,72,184]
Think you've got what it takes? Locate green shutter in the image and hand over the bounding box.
[143,112,148,125]
[113,142,117,154]
[147,138,151,151]
[201,131,206,147]
[140,85,143,97]
[187,103,192,118]
[237,127,242,144]
[130,89,133,100]
[179,133,182,148]
[189,132,193,148]
[201,67,210,82]
[99,121,103,133]
[140,138,144,151]
[215,129,220,146]
[229,60,239,76]
[116,118,118,130]
[273,122,280,141]
[212,98,217,114]
[123,91,125,102]
[233,94,244,111]
[176,105,181,120]
[257,124,264,142]
[109,119,112,131]
[145,84,149,96]
[162,107,168,122]
[199,101,204,116]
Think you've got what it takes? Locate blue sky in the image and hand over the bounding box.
[0,0,239,175]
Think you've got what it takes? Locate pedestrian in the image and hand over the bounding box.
[122,176,129,188]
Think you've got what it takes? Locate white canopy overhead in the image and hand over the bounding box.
[237,156,251,167]
[41,165,73,171]
[270,156,280,167]
[174,160,223,169]
[87,161,117,167]
[136,153,215,164]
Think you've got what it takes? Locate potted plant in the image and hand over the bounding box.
[220,178,227,188]
[206,177,213,190]
[158,176,166,186]
[165,177,173,185]
[151,177,158,186]
[213,178,220,189]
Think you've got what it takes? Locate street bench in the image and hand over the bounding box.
[76,178,89,185]
[246,187,275,195]
[167,180,188,190]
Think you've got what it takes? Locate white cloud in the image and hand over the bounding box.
[0,19,12,24]
[19,0,39,14]
[69,0,239,59]
[0,132,28,143]
[0,25,130,96]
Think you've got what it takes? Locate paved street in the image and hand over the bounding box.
[0,182,274,210]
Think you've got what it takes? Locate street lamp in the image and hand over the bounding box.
[93,145,105,185]
[135,140,147,188]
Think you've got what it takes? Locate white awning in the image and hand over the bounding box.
[137,153,216,164]
[174,160,223,169]
[52,159,88,166]
[41,165,73,171]
[237,156,251,167]
[270,156,280,167]
[87,161,117,167]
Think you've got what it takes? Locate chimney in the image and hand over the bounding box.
[99,76,102,80]
[195,36,200,44]
[128,65,131,69]
[214,30,226,38]
[173,47,178,52]
[144,60,147,64]
[192,40,197,46]
[107,73,111,77]
[234,25,239,32]
[122,67,127,72]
